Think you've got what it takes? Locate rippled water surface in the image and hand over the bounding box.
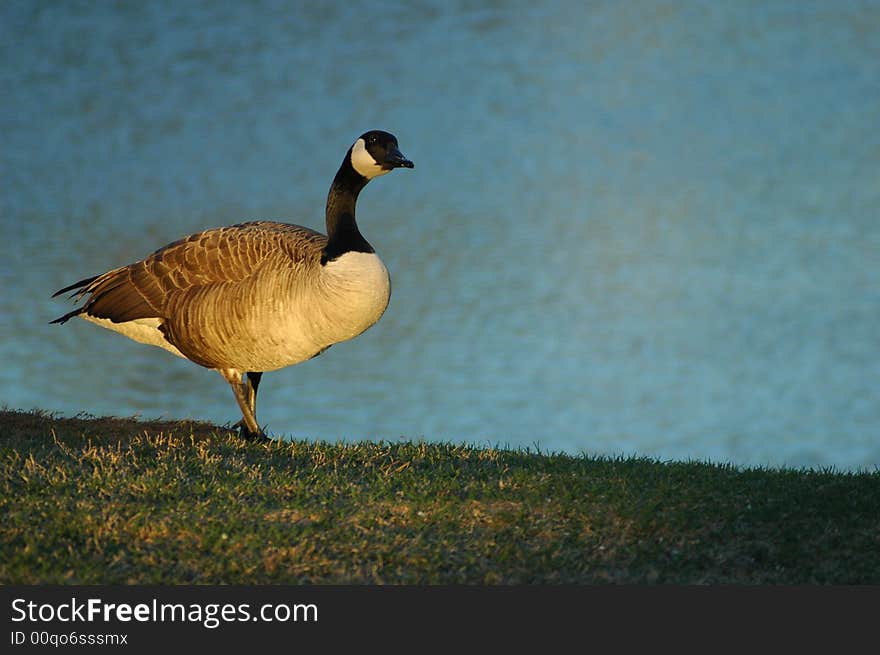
[2,1,879,469]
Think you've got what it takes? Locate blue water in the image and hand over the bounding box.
[2,0,878,469]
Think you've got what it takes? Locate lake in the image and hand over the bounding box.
[2,0,878,470]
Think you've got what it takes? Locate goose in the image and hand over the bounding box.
[51,130,414,439]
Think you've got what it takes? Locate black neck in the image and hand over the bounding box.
[322,155,373,264]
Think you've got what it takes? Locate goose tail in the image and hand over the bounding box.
[49,274,100,324]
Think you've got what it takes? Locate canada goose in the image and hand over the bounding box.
[52,130,413,439]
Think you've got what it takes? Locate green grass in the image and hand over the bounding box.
[1,408,878,584]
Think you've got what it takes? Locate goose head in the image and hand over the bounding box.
[349,130,414,180]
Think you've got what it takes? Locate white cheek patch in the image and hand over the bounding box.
[350,138,390,179]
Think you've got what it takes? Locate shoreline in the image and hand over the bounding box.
[2,408,878,584]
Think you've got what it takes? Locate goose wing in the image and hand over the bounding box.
[51,221,327,325]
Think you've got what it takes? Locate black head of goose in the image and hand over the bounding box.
[52,130,414,439]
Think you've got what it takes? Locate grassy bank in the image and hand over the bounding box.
[1,408,878,584]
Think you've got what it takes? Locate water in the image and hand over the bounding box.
[2,0,879,470]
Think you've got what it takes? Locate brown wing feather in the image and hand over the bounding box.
[52,221,327,326]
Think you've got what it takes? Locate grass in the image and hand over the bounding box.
[1,408,878,584]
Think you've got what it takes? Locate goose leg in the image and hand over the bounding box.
[219,368,265,439]
[246,371,263,418]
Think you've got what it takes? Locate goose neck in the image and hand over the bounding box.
[323,161,372,262]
